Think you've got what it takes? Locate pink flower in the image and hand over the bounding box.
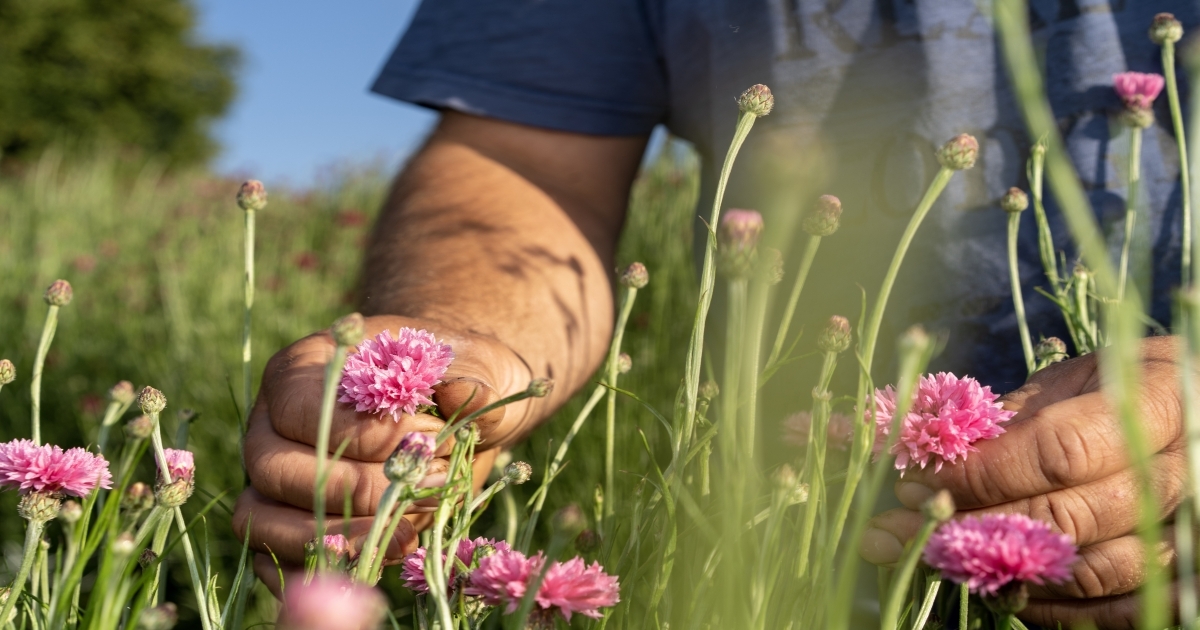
[401,537,512,593]
[1113,72,1164,110]
[161,448,195,484]
[338,329,454,421]
[0,439,112,497]
[278,574,387,630]
[873,373,1014,473]
[464,548,543,614]
[923,514,1078,597]
[782,411,854,450]
[536,557,620,621]
[323,534,351,559]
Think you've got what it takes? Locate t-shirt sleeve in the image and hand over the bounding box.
[371,0,667,136]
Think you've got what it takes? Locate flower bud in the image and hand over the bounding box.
[527,377,554,398]
[983,581,1029,616]
[311,534,352,566]
[0,360,14,385]
[138,603,179,630]
[898,325,931,358]
[575,529,602,554]
[718,209,763,277]
[936,133,979,171]
[139,549,159,569]
[60,500,83,524]
[772,464,798,491]
[122,482,156,512]
[236,180,268,211]
[137,386,167,415]
[18,491,61,522]
[736,84,774,117]
[552,504,587,537]
[1035,337,1068,365]
[503,460,532,485]
[817,315,852,354]
[155,478,193,508]
[619,262,649,289]
[803,195,842,237]
[124,415,154,440]
[44,279,73,307]
[1120,106,1155,129]
[699,380,720,401]
[616,353,632,374]
[921,489,956,523]
[109,380,135,405]
[1150,12,1183,45]
[331,313,365,347]
[112,532,136,558]
[384,432,436,486]
[1000,187,1029,214]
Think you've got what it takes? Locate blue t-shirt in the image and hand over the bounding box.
[373,0,1199,391]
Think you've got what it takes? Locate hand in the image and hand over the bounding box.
[860,336,1187,629]
[232,314,536,591]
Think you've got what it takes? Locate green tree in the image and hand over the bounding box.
[0,0,239,167]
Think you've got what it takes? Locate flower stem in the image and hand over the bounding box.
[911,577,942,630]
[794,350,837,579]
[241,207,256,434]
[740,276,770,463]
[605,285,638,520]
[1007,212,1036,374]
[1117,126,1143,302]
[171,506,215,630]
[765,233,821,372]
[353,483,402,584]
[30,304,60,445]
[879,518,938,630]
[313,343,350,571]
[960,581,970,629]
[0,519,45,627]
[1163,40,1194,287]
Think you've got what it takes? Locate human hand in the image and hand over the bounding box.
[860,336,1187,629]
[232,314,537,590]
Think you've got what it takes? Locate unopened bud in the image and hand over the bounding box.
[983,581,1029,616]
[18,491,61,522]
[817,316,852,354]
[504,461,532,485]
[921,490,956,523]
[384,432,436,486]
[331,313,365,347]
[1120,106,1155,129]
[60,500,83,524]
[236,180,268,211]
[124,415,154,440]
[137,602,179,630]
[139,549,159,568]
[137,386,167,415]
[552,504,587,537]
[1035,337,1068,365]
[1000,187,1029,213]
[803,195,842,237]
[619,262,649,289]
[936,133,979,171]
[772,464,798,491]
[736,84,774,117]
[155,478,193,508]
[44,279,73,306]
[616,353,632,374]
[123,482,156,512]
[527,377,554,398]
[112,532,136,557]
[1150,13,1184,45]
[109,380,135,405]
[699,380,720,401]
[0,360,13,385]
[575,529,602,554]
[718,209,763,277]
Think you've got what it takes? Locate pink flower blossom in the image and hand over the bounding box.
[0,439,112,497]
[322,534,351,559]
[536,557,621,621]
[923,514,1078,597]
[1113,72,1164,110]
[782,411,854,450]
[464,548,543,614]
[338,329,454,421]
[278,574,387,630]
[162,448,194,484]
[873,373,1014,473]
[401,537,512,593]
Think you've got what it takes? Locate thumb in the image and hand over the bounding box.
[433,377,505,438]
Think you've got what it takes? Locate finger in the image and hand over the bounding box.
[901,370,1181,509]
[233,488,423,565]
[998,351,1100,417]
[1021,592,1139,630]
[894,450,1186,547]
[244,408,448,514]
[1025,529,1174,599]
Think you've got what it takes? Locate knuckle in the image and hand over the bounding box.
[1036,419,1097,489]
[1070,550,1120,599]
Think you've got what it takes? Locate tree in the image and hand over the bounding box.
[0,0,239,167]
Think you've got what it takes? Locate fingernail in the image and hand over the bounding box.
[860,528,903,565]
[896,482,936,508]
[417,472,447,489]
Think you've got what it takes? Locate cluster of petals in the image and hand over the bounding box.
[1112,71,1164,109]
[162,448,195,483]
[279,574,387,630]
[464,548,619,621]
[782,411,854,450]
[873,372,1014,473]
[338,328,454,421]
[923,513,1078,596]
[322,534,352,557]
[0,439,112,497]
[401,537,512,593]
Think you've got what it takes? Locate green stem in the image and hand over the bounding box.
[879,519,938,630]
[1164,41,1193,287]
[1008,212,1036,374]
[1117,127,1143,302]
[795,351,837,579]
[960,581,969,630]
[741,276,769,463]
[605,286,638,519]
[30,304,60,445]
[502,484,518,543]
[765,233,821,371]
[720,278,747,475]
[912,577,942,630]
[242,207,256,434]
[0,520,45,627]
[145,510,172,606]
[353,483,402,584]
[171,506,215,630]
[998,613,1014,630]
[313,344,350,571]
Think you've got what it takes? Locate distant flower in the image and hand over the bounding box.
[79,394,105,417]
[0,439,112,496]
[536,557,621,621]
[924,514,1078,597]
[294,251,319,271]
[161,449,195,484]
[1113,72,1164,110]
[401,537,512,594]
[783,411,854,450]
[71,255,97,274]
[338,329,454,420]
[873,373,1014,473]
[278,574,387,630]
[464,548,542,613]
[335,209,368,228]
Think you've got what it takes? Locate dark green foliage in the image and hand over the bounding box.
[0,0,238,166]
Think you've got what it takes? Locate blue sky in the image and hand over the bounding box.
[194,0,436,186]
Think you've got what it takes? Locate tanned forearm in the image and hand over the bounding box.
[361,113,648,438]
